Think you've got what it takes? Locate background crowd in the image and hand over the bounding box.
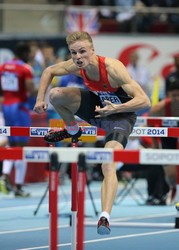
[48,0,179,34]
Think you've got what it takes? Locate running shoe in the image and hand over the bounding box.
[44,128,82,143]
[14,189,30,198]
[97,217,111,235]
[0,178,12,194]
[146,196,166,206]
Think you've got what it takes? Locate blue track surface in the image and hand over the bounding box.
[0,180,179,250]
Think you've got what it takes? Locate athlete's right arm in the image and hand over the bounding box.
[34,59,78,113]
[149,100,165,116]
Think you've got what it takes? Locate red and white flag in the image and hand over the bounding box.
[65,7,99,35]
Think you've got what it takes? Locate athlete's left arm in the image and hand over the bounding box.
[113,60,151,112]
[95,59,151,116]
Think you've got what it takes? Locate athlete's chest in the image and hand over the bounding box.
[84,80,116,92]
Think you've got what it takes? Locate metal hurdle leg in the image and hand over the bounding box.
[71,138,79,250]
[115,175,146,205]
[49,152,59,250]
[175,140,179,228]
[77,153,86,250]
[175,165,179,228]
[33,184,49,216]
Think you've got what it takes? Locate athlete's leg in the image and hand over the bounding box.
[97,114,136,235]
[160,138,177,204]
[97,140,123,235]
[14,160,27,185]
[164,165,176,189]
[2,160,14,175]
[164,165,176,204]
[101,140,123,214]
[49,87,81,126]
[0,160,14,194]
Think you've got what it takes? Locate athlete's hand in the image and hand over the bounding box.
[33,101,48,113]
[95,100,117,118]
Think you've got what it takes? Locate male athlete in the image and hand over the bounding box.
[34,31,151,235]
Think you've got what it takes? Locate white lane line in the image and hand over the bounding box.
[0,225,69,235]
[16,229,179,250]
[110,211,176,222]
[84,211,176,223]
[0,204,49,211]
[0,211,176,235]
[0,220,175,236]
[86,221,175,228]
[0,198,101,211]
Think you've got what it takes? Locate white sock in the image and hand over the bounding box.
[14,160,27,185]
[2,160,14,175]
[66,124,79,135]
[99,211,110,222]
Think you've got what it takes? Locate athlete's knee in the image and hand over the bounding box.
[102,163,117,178]
[105,140,124,150]
[49,87,66,105]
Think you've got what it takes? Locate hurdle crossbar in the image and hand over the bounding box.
[0,147,178,165]
[135,116,179,127]
[0,126,179,139]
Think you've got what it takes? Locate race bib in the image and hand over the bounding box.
[97,91,122,107]
[1,72,19,91]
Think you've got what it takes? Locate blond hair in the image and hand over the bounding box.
[66,31,93,47]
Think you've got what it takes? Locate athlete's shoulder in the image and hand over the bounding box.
[63,59,80,74]
[104,57,123,67]
[22,63,33,72]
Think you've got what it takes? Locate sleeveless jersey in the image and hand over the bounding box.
[80,56,133,107]
[163,97,179,150]
[0,59,33,104]
[164,98,172,116]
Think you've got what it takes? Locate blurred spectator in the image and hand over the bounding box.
[28,41,44,90]
[0,109,12,194]
[119,137,169,205]
[94,136,169,205]
[141,0,179,8]
[90,0,116,19]
[115,0,143,32]
[0,110,8,178]
[41,44,61,121]
[91,0,179,33]
[28,41,44,110]
[165,54,179,97]
[140,0,179,33]
[42,44,58,67]
[127,51,152,115]
[149,80,179,204]
[0,42,35,197]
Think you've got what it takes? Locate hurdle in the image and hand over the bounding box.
[0,125,179,138]
[0,116,178,250]
[71,136,81,250]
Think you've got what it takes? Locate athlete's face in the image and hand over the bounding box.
[69,40,94,68]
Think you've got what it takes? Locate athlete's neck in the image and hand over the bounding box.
[84,55,99,76]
